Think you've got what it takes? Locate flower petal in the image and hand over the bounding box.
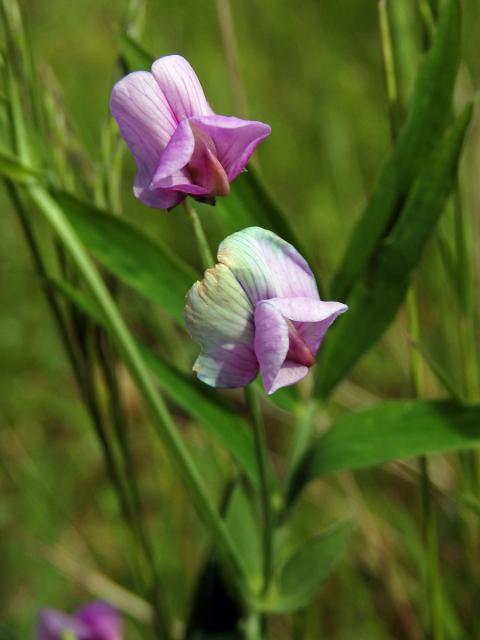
[265,297,348,354]
[150,118,195,187]
[137,183,185,209]
[152,55,214,120]
[75,602,122,640]
[152,169,210,196]
[110,70,177,208]
[218,227,319,305]
[190,115,271,181]
[36,609,90,640]
[254,300,309,394]
[184,263,258,387]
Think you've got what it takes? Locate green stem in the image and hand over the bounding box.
[408,290,443,640]
[27,183,250,601]
[420,456,443,640]
[183,198,215,270]
[215,0,248,118]
[245,385,273,597]
[453,190,479,403]
[378,0,400,139]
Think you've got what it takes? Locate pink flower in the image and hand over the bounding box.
[36,601,121,640]
[185,227,347,394]
[110,55,271,209]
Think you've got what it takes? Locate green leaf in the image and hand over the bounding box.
[141,348,258,485]
[316,106,472,398]
[266,521,351,613]
[217,170,303,262]
[48,277,259,485]
[332,0,460,299]
[118,32,154,71]
[288,400,480,505]
[54,190,197,323]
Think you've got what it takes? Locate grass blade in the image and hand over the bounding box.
[332,0,460,299]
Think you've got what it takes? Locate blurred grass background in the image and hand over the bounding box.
[0,0,479,637]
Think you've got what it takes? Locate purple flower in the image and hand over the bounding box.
[36,601,121,640]
[184,227,347,394]
[110,55,271,209]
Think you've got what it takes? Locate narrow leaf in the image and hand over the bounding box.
[266,521,351,613]
[217,170,304,263]
[288,400,480,505]
[118,32,154,72]
[332,0,460,299]
[54,190,197,323]
[316,107,472,398]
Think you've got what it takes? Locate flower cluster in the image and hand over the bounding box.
[36,601,121,640]
[111,54,347,392]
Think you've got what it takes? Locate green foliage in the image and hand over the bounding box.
[332,0,460,299]
[55,191,197,323]
[288,400,480,504]
[316,106,472,397]
[1,0,479,637]
[48,277,260,485]
[265,521,351,612]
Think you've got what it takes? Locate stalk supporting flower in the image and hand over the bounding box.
[245,384,274,596]
[183,198,214,270]
[36,602,121,640]
[184,227,347,394]
[110,55,271,209]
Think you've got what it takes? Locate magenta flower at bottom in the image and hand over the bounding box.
[36,601,121,640]
[184,227,347,394]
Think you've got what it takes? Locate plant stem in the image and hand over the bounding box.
[245,385,273,597]
[408,290,443,640]
[27,184,250,602]
[183,198,214,270]
[378,0,400,139]
[215,0,248,119]
[419,455,443,640]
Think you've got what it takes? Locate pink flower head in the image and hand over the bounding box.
[110,55,271,209]
[36,601,122,640]
[184,227,347,394]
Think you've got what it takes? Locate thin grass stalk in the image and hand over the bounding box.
[378,0,400,139]
[408,291,443,640]
[4,182,147,592]
[3,27,160,609]
[97,75,170,634]
[26,183,250,602]
[95,331,170,637]
[379,3,443,636]
[214,0,248,118]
